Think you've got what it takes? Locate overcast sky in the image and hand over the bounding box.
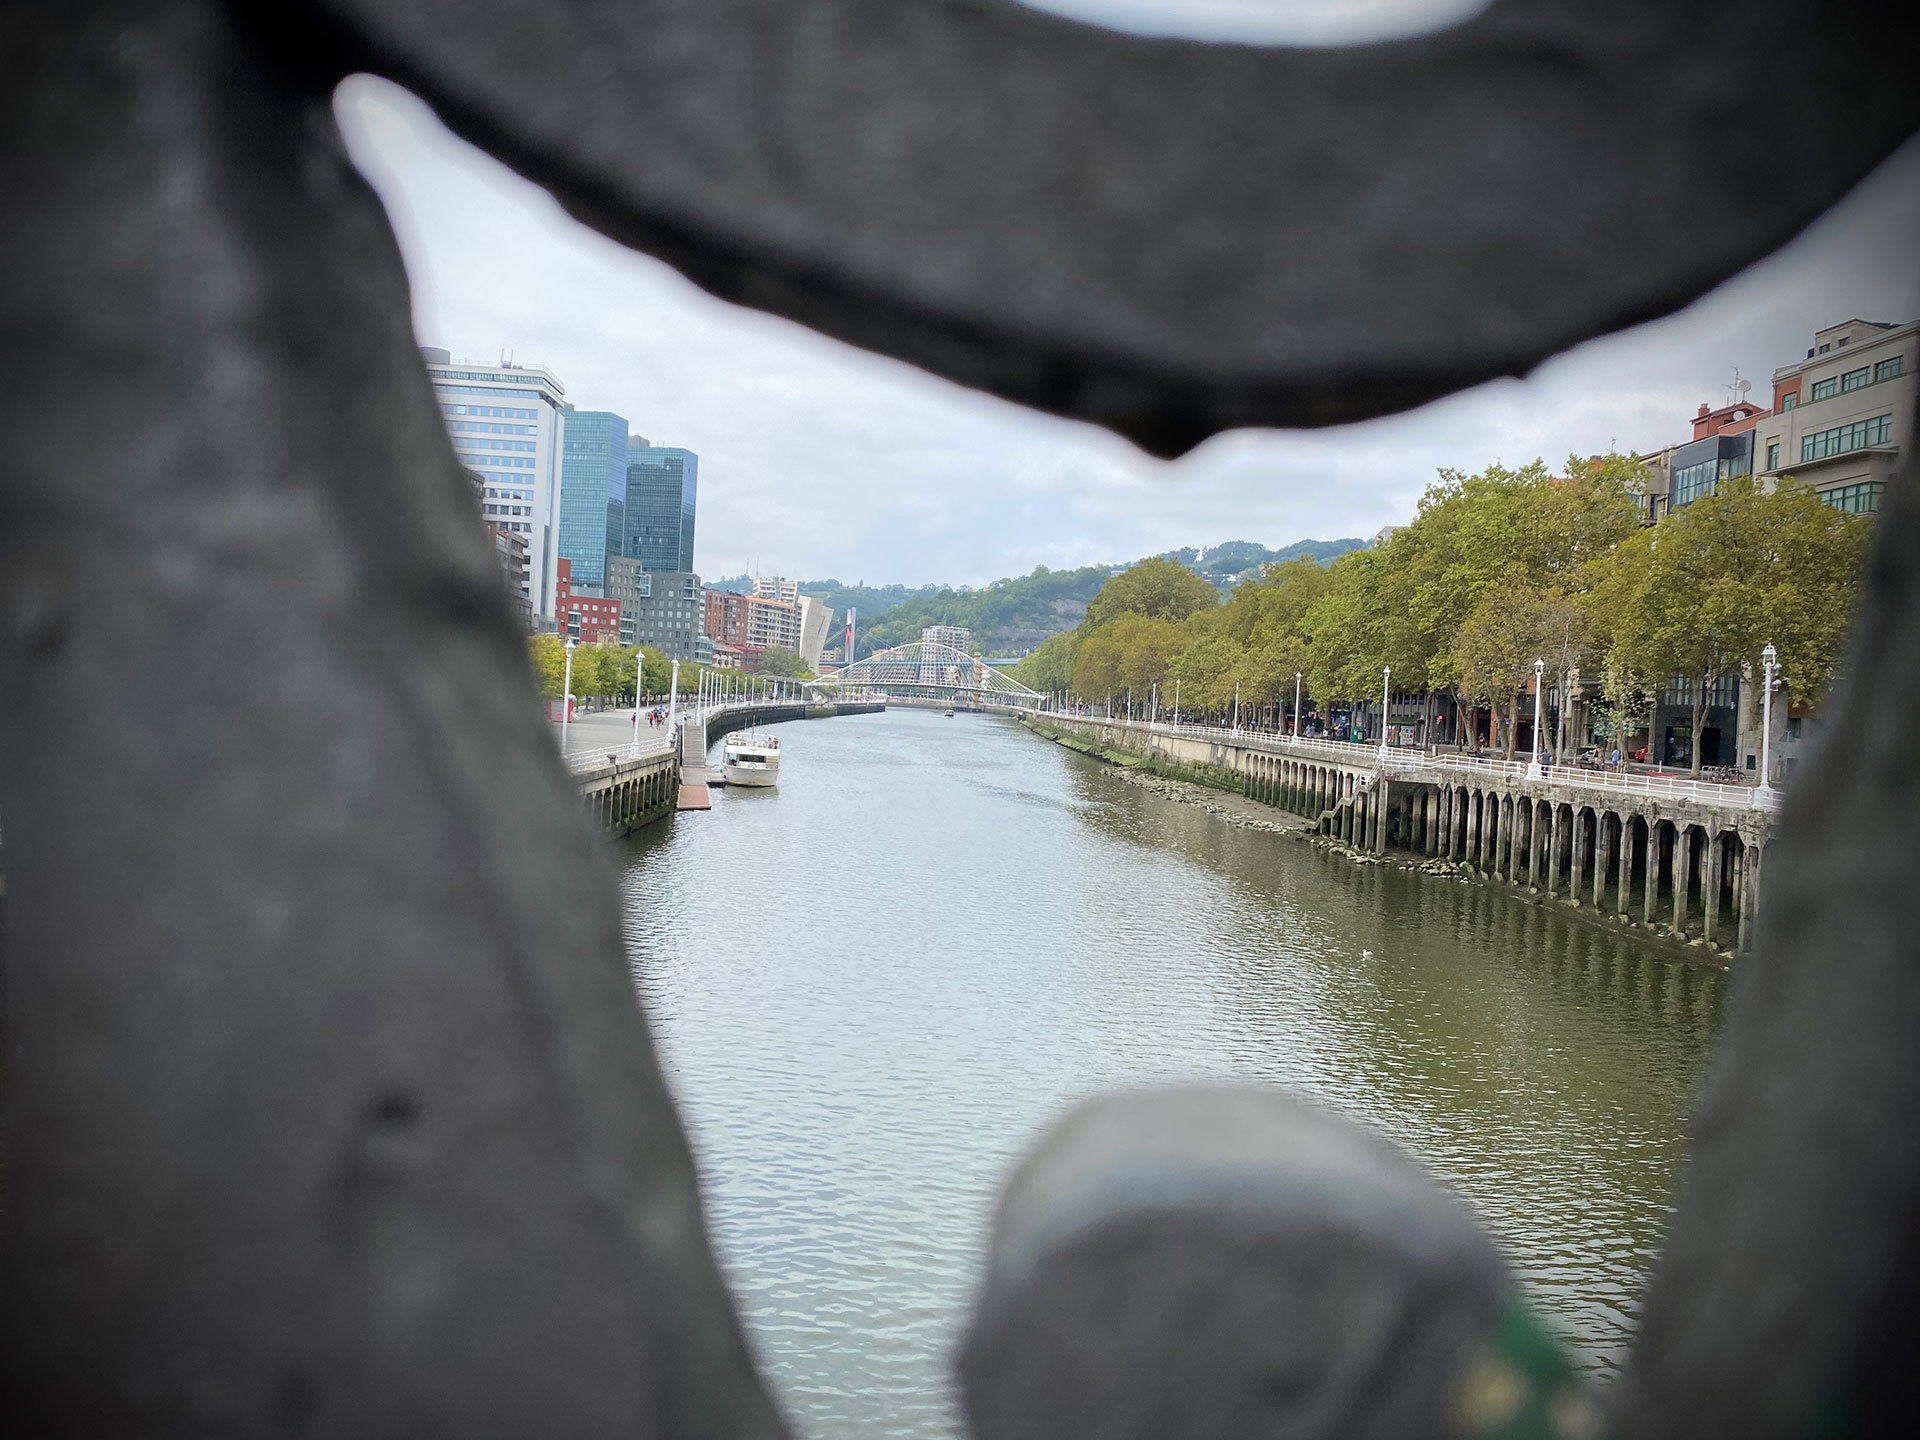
[333,5,1919,589]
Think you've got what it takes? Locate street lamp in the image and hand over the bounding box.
[667,657,680,750]
[1232,680,1241,736]
[1173,678,1180,730]
[561,635,577,753]
[631,649,645,755]
[1377,666,1392,762]
[1758,643,1779,797]
[1527,658,1545,779]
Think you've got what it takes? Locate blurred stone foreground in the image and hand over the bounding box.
[1,4,1917,1438]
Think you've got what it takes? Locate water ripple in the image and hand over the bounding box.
[620,710,1723,1439]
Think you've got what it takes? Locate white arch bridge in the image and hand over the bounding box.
[807,640,1044,710]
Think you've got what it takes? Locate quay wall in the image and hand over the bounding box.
[573,701,886,836]
[1023,713,1774,957]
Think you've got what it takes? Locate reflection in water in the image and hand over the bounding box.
[621,709,1722,1440]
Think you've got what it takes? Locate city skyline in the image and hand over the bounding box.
[338,75,1920,591]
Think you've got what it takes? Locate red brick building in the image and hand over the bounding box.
[555,558,621,643]
[704,588,750,647]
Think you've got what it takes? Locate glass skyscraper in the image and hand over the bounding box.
[624,447,698,573]
[557,410,629,593]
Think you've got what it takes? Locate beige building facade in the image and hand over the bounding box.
[1757,318,1917,513]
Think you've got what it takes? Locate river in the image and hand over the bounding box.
[617,707,1724,1439]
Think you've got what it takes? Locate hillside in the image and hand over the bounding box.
[712,539,1371,658]
[1159,538,1369,588]
[853,565,1119,657]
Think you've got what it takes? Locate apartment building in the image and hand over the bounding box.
[605,556,703,660]
[1757,318,1917,513]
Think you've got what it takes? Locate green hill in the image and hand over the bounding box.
[851,565,1119,657]
[1159,538,1369,587]
[829,540,1369,658]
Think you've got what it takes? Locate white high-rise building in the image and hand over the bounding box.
[752,574,799,605]
[921,624,972,655]
[421,347,568,624]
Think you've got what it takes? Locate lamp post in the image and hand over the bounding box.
[560,636,577,754]
[1293,672,1303,744]
[1527,658,1545,779]
[1173,678,1180,730]
[1758,643,1779,797]
[667,657,680,749]
[1377,666,1392,762]
[631,649,645,755]
[1151,682,1158,726]
[1232,680,1241,736]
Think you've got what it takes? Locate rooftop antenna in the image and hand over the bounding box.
[1730,366,1752,408]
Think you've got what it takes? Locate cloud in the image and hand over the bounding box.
[333,70,1919,589]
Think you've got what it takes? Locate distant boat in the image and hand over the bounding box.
[944,707,956,717]
[722,733,780,787]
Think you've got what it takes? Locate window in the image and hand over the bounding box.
[1875,356,1904,382]
[1781,391,1798,410]
[1841,366,1871,392]
[1810,376,1839,401]
[1766,442,1779,470]
[1803,413,1893,462]
[1672,458,1717,506]
[1821,482,1883,514]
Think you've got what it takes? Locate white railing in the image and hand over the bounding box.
[1045,713,1781,814]
[562,695,885,776]
[564,729,675,772]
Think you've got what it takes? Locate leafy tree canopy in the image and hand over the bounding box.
[1083,557,1220,629]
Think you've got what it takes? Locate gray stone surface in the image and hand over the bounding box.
[1615,445,1920,1437]
[4,0,1918,1435]
[0,6,784,1436]
[962,1088,1511,1440]
[301,0,1919,455]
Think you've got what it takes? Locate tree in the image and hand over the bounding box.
[758,646,814,679]
[1609,477,1868,773]
[528,635,568,699]
[1071,613,1187,704]
[1083,557,1220,629]
[1012,629,1079,693]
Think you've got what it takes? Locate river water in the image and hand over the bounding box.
[618,707,1724,1439]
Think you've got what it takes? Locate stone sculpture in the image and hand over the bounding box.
[1,2,1915,1437]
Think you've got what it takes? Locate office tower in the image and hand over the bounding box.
[558,410,629,594]
[624,447,698,573]
[421,346,567,622]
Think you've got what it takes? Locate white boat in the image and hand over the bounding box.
[722,732,781,787]
[944,708,956,717]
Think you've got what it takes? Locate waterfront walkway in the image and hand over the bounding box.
[563,698,886,834]
[1029,712,1773,955]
